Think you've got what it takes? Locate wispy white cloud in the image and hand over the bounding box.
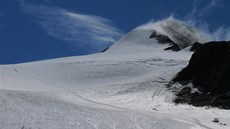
[183,0,230,42]
[200,26,230,41]
[185,0,198,19]
[19,1,123,53]
[138,16,230,48]
[199,0,222,16]
[186,0,222,19]
[138,16,207,48]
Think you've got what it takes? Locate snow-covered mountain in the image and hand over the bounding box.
[1,19,230,129]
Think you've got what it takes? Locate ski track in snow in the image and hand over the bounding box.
[0,69,210,129]
[0,59,214,129]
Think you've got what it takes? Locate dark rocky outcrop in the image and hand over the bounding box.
[149,30,184,52]
[172,41,230,109]
[149,30,174,44]
[190,42,203,52]
[149,30,157,38]
[155,35,174,44]
[101,47,109,52]
[164,44,181,52]
[174,87,230,109]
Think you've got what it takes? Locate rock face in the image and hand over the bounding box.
[164,44,181,52]
[149,30,174,44]
[101,47,109,52]
[190,42,203,52]
[149,30,182,52]
[172,41,230,109]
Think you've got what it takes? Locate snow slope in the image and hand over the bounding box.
[1,28,229,129]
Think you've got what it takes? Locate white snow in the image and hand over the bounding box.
[0,28,229,129]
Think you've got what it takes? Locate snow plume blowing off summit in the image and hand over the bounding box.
[138,16,230,48]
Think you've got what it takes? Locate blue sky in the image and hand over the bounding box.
[0,0,230,64]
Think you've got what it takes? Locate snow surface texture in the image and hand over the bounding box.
[1,21,230,129]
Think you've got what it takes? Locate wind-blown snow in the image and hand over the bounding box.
[136,16,230,48]
[137,16,206,48]
[1,27,229,129]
